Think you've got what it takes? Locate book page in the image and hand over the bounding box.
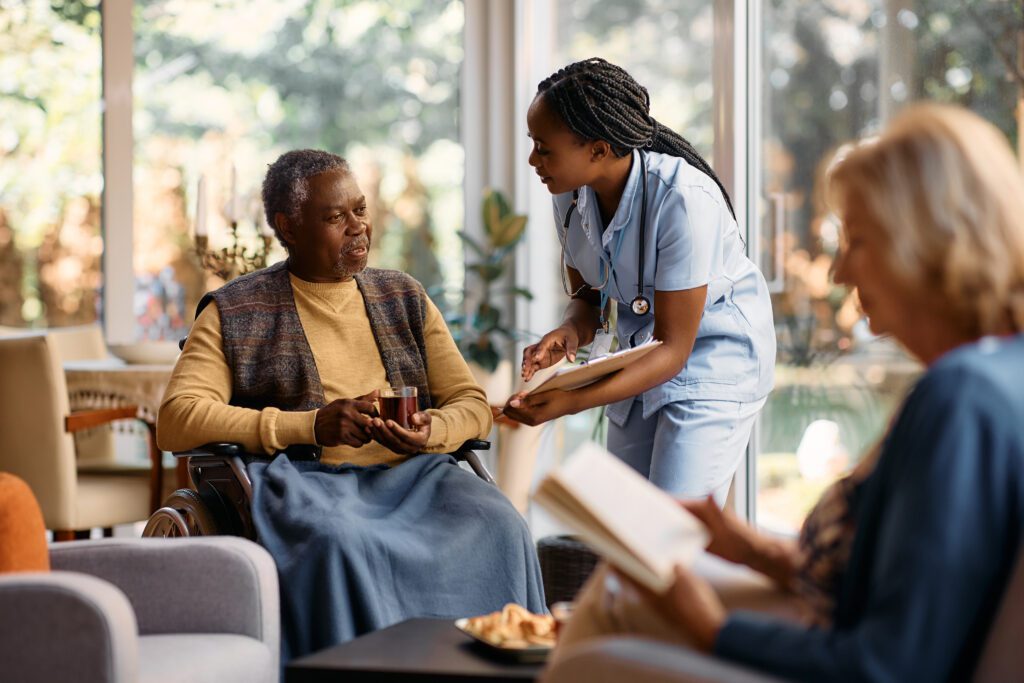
[533,441,708,592]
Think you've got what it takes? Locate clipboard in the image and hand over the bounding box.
[518,339,663,397]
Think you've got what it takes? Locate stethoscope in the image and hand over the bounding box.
[559,151,651,318]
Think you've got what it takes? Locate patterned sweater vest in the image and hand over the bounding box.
[198,261,432,454]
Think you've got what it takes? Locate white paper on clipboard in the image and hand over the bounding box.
[516,339,663,397]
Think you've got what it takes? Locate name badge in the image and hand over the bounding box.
[590,329,615,359]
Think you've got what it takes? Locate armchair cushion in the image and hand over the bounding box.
[2,537,279,683]
[0,571,138,683]
[49,537,278,648]
[0,473,49,573]
[542,637,787,683]
[137,634,273,683]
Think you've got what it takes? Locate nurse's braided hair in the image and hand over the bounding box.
[538,57,735,218]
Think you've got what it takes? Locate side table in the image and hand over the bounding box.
[286,617,544,683]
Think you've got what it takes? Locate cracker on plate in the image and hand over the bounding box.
[463,603,556,648]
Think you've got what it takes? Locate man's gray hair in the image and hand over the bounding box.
[262,149,350,244]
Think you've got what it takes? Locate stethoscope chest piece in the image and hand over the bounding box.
[631,296,651,316]
[560,151,654,319]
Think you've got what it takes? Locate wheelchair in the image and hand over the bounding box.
[142,439,494,539]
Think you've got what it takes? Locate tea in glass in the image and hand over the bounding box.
[378,386,418,429]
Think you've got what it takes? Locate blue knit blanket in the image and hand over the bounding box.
[247,453,546,663]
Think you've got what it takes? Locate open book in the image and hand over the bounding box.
[532,441,709,593]
[514,339,663,400]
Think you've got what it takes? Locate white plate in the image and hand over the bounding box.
[108,341,181,365]
[453,618,553,663]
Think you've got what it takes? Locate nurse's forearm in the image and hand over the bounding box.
[561,299,602,349]
[567,344,688,413]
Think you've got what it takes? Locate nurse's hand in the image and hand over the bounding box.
[522,324,580,381]
[502,388,572,426]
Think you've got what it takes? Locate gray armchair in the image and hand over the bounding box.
[543,549,1024,683]
[0,537,279,683]
[543,637,785,683]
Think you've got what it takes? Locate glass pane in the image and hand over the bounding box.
[132,0,465,340]
[524,1,716,535]
[550,0,714,453]
[555,0,715,157]
[756,0,1021,533]
[0,0,102,329]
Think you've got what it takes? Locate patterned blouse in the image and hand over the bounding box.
[793,444,881,627]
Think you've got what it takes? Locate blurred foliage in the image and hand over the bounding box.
[132,0,462,156]
[441,189,531,372]
[758,0,1022,530]
[130,0,465,332]
[1,0,465,334]
[0,0,103,327]
[555,0,716,155]
[765,0,1021,367]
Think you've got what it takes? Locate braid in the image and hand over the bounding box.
[651,126,736,218]
[538,58,735,218]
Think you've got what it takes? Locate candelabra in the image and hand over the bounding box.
[193,220,274,281]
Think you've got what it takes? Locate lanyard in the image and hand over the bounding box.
[559,151,652,332]
[599,228,629,331]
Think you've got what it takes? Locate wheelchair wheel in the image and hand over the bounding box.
[143,489,219,537]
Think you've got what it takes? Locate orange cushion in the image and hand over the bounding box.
[0,473,50,572]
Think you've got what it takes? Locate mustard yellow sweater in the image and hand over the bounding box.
[157,273,492,466]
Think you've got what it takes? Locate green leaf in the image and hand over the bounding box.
[504,286,534,301]
[491,325,518,340]
[482,188,501,239]
[472,305,500,331]
[456,231,487,259]
[491,189,511,217]
[493,214,528,248]
[468,344,500,373]
[469,263,503,282]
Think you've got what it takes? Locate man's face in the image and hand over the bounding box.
[281,169,371,282]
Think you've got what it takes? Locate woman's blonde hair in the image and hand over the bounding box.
[828,103,1024,336]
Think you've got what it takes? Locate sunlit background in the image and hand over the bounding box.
[2,0,1021,533]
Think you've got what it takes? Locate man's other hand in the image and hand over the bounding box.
[314,391,379,448]
[370,411,431,455]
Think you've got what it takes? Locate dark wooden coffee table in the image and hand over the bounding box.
[286,618,546,683]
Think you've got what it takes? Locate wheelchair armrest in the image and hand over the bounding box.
[455,439,491,453]
[450,440,495,485]
[173,442,320,461]
[172,442,244,458]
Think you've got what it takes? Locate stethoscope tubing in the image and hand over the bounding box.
[558,151,651,317]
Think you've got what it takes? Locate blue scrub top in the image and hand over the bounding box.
[553,150,775,420]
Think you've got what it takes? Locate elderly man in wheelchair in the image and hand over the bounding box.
[150,149,546,663]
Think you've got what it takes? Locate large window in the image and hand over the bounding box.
[0,0,103,329]
[551,0,716,446]
[755,0,1021,532]
[521,0,718,532]
[131,0,466,340]
[7,0,1022,522]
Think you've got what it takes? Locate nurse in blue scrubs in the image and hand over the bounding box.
[502,58,775,504]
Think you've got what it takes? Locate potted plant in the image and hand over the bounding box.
[446,188,532,402]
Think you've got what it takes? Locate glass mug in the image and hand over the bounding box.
[377,386,418,429]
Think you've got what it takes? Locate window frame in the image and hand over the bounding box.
[98,0,854,523]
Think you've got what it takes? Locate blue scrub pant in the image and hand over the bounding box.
[606,397,766,506]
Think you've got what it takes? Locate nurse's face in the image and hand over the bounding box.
[527,94,596,195]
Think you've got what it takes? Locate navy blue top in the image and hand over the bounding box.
[715,335,1024,682]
